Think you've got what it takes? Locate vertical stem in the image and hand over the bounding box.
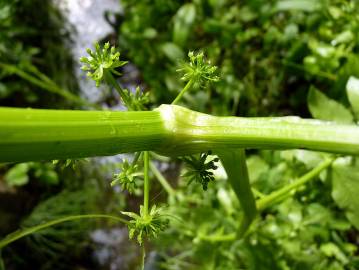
[219,149,257,238]
[105,71,131,109]
[257,158,334,211]
[171,79,194,105]
[143,151,150,216]
[141,244,146,270]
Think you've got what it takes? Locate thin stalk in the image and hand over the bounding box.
[105,71,132,109]
[141,244,146,270]
[172,79,194,105]
[143,151,150,216]
[1,105,359,163]
[257,158,334,211]
[219,149,257,238]
[150,161,176,196]
[0,62,94,108]
[0,214,128,250]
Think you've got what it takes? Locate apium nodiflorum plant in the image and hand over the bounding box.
[1,42,359,269]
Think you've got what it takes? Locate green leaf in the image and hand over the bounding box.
[331,158,359,230]
[346,76,359,118]
[161,42,184,62]
[276,0,322,12]
[320,242,348,264]
[173,3,196,47]
[247,155,269,183]
[4,163,29,186]
[308,86,353,124]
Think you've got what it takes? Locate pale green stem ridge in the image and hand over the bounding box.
[150,161,176,196]
[257,158,334,211]
[171,79,194,105]
[143,151,150,216]
[0,214,128,250]
[156,105,359,156]
[219,149,257,238]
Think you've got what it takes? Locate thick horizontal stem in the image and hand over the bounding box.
[0,107,168,163]
[157,105,359,156]
[1,105,359,163]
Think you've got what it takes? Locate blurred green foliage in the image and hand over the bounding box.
[0,0,78,107]
[117,0,359,116]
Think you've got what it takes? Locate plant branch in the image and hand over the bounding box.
[256,158,335,211]
[0,214,128,250]
[0,62,95,108]
[171,79,194,105]
[143,151,150,216]
[104,71,132,109]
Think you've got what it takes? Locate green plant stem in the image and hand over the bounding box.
[150,161,176,196]
[257,158,335,211]
[105,71,132,109]
[141,244,146,270]
[0,62,94,108]
[156,105,359,156]
[219,149,257,238]
[0,214,128,250]
[0,107,167,163]
[143,151,150,216]
[171,79,194,105]
[1,105,359,163]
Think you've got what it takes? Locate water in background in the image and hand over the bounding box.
[54,1,142,269]
[56,0,121,103]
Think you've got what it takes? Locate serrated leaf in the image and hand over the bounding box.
[308,86,353,124]
[331,158,359,230]
[4,163,29,186]
[346,76,359,118]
